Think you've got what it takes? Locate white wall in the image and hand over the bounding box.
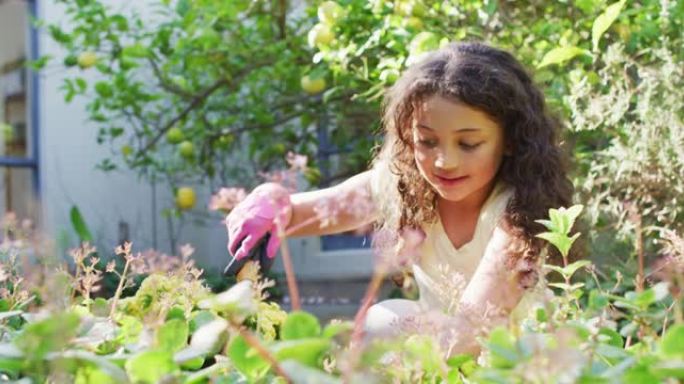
[38,0,177,263]
[36,0,375,279]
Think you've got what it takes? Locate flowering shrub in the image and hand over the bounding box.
[0,204,682,383]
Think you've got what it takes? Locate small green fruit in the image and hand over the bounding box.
[166,127,184,144]
[178,141,195,160]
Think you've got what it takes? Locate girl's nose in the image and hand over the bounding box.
[434,149,459,170]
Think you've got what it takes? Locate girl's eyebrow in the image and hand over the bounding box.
[416,123,480,133]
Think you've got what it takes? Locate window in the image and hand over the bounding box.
[316,113,373,251]
[0,0,40,220]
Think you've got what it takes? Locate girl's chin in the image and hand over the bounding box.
[432,186,469,201]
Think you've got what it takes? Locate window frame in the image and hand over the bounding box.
[0,0,41,199]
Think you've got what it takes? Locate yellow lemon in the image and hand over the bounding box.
[121,145,133,157]
[307,23,334,48]
[78,51,98,69]
[300,75,326,94]
[176,187,196,210]
[318,1,344,25]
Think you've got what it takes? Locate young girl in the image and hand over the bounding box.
[226,42,573,355]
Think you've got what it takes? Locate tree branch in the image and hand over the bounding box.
[137,58,274,155]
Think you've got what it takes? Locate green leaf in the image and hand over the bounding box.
[117,315,143,345]
[549,208,565,233]
[563,205,584,231]
[165,307,186,321]
[125,350,179,384]
[548,282,585,291]
[156,318,188,352]
[0,311,23,321]
[0,343,23,376]
[180,356,204,371]
[15,312,81,360]
[538,46,589,68]
[122,44,149,58]
[596,343,630,361]
[651,361,684,379]
[28,55,51,71]
[660,325,684,359]
[189,310,215,333]
[536,232,580,257]
[598,328,623,348]
[280,360,341,384]
[70,205,93,243]
[588,290,609,311]
[227,335,269,380]
[75,77,87,92]
[91,298,109,317]
[75,365,117,384]
[535,219,557,232]
[623,364,660,384]
[535,307,548,322]
[447,354,474,368]
[94,81,113,98]
[281,311,321,340]
[563,260,592,278]
[48,25,71,44]
[189,319,228,356]
[271,338,331,367]
[176,0,191,16]
[48,350,128,383]
[322,321,353,339]
[592,0,627,51]
[485,327,518,369]
[632,283,669,309]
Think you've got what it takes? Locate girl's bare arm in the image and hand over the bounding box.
[446,226,529,356]
[285,170,380,237]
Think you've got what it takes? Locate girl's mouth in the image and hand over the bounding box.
[434,174,469,187]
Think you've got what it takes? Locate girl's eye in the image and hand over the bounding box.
[417,139,438,148]
[460,142,483,150]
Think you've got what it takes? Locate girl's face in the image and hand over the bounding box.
[412,95,506,205]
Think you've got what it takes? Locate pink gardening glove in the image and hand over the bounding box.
[226,183,292,260]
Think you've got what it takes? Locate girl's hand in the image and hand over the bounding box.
[226,183,292,260]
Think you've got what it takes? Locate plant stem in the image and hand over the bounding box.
[635,213,644,293]
[278,228,301,311]
[109,258,130,318]
[342,269,386,383]
[352,269,385,348]
[284,215,319,238]
[233,323,291,383]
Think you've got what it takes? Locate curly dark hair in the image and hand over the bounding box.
[375,42,574,283]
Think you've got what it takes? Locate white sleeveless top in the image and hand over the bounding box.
[412,182,513,311]
[369,157,546,318]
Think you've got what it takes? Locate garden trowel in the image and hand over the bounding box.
[223,233,275,277]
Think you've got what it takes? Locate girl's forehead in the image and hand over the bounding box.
[412,95,501,134]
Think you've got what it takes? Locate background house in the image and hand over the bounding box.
[0,0,382,320]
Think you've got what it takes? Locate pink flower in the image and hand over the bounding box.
[208,187,247,212]
[372,228,425,272]
[286,152,308,171]
[313,195,343,228]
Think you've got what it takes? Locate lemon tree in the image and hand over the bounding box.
[40,0,684,258]
[42,0,379,195]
